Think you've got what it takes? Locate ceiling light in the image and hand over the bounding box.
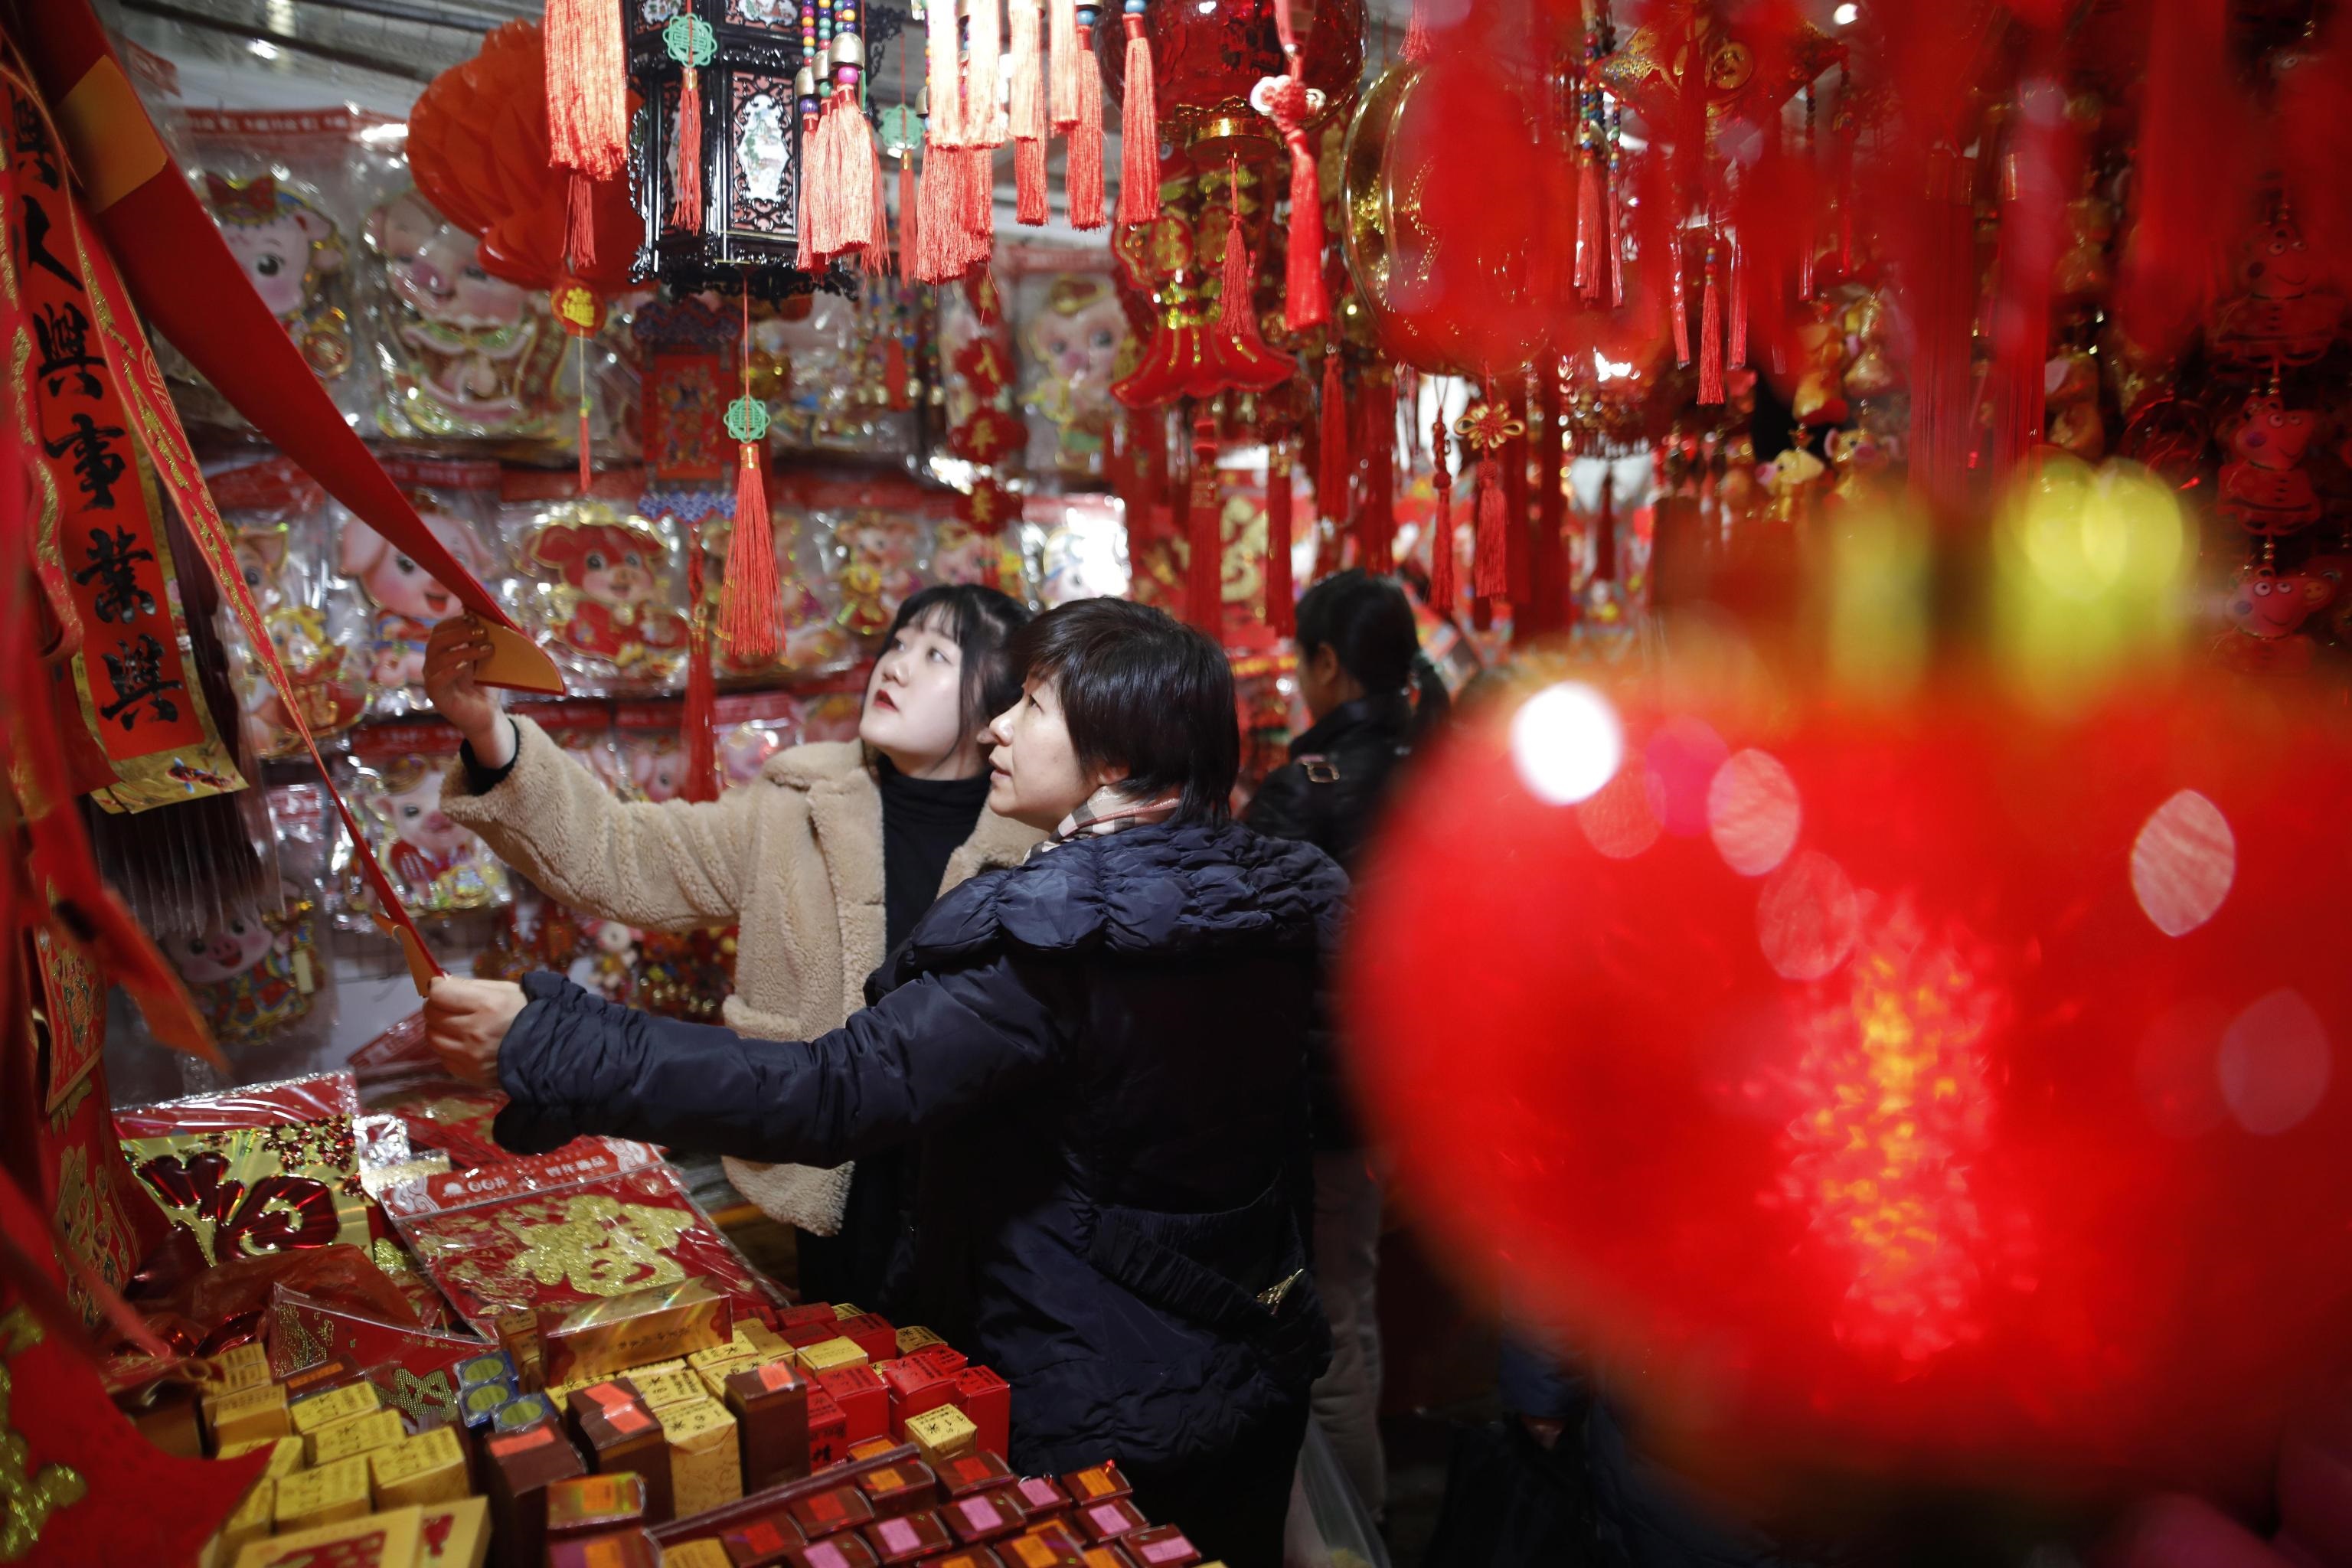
[248,38,282,60]
[1832,3,1858,24]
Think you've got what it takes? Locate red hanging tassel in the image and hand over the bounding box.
[1119,15,1161,227]
[1317,351,1350,525]
[545,0,626,179]
[1728,230,1748,368]
[1670,235,1691,366]
[1266,446,1295,634]
[1698,247,1724,405]
[968,0,1002,150]
[1017,138,1049,224]
[1401,0,1433,63]
[864,143,891,271]
[811,78,884,263]
[1269,88,1328,332]
[916,141,957,280]
[1592,471,1615,583]
[1607,152,1625,306]
[573,335,593,494]
[1218,194,1253,337]
[1427,412,1455,610]
[897,153,919,279]
[721,443,781,662]
[671,67,704,232]
[1574,151,1603,299]
[682,524,719,803]
[565,172,600,272]
[1187,417,1223,634]
[1069,20,1107,227]
[1049,0,1081,129]
[1010,0,1047,224]
[1473,458,1508,601]
[796,108,821,271]
[1357,377,1395,576]
[960,143,995,252]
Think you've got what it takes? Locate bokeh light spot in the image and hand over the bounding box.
[1576,755,1662,860]
[2219,989,2331,1136]
[2131,789,2235,937]
[1708,750,1802,877]
[1511,683,1624,805]
[1757,851,1859,981]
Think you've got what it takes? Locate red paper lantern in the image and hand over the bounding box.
[1346,670,2352,1513]
[408,20,635,294]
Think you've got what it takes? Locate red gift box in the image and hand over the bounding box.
[936,1452,1014,1499]
[908,1343,969,1376]
[789,1481,875,1539]
[817,1366,889,1445]
[832,1312,899,1364]
[1075,1498,1147,1544]
[789,1534,880,1568]
[876,1358,958,1439]
[777,1304,841,1334]
[1008,1475,1070,1517]
[805,1386,848,1469]
[999,1530,1085,1568]
[263,1285,478,1430]
[944,1488,1029,1546]
[862,1508,952,1565]
[1057,1462,1130,1507]
[720,1511,808,1567]
[950,1366,1010,1459]
[1118,1527,1199,1568]
[380,1140,785,1336]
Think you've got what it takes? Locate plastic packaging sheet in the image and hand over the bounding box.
[1284,1419,1392,1568]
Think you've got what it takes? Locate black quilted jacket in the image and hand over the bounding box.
[492,818,1344,1496]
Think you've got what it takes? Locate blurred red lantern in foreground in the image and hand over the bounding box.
[1347,669,2352,1516]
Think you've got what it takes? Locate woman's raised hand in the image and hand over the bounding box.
[423,616,511,766]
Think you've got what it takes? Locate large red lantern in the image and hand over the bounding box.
[1347,667,2352,1517]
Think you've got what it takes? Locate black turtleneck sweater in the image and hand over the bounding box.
[877,759,991,955]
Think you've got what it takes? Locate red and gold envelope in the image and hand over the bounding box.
[381,1141,786,1336]
[265,1286,483,1430]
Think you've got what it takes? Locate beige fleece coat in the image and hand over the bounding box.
[439,714,1040,1233]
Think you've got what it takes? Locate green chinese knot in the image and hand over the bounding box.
[664,15,717,67]
[877,106,923,158]
[725,396,771,444]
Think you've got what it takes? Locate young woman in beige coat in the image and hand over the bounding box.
[420,583,1040,1310]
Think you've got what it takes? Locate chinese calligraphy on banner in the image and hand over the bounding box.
[5,70,243,813]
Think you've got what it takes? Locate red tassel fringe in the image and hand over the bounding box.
[1119,18,1160,227]
[566,172,599,272]
[1358,379,1395,576]
[1670,240,1690,367]
[682,528,719,803]
[1069,23,1107,228]
[1048,0,1080,128]
[1574,153,1603,300]
[1272,91,1328,332]
[796,111,819,271]
[1473,459,1508,600]
[1219,200,1253,337]
[1187,419,1223,635]
[720,443,781,663]
[1729,232,1748,368]
[1317,353,1349,525]
[1017,138,1049,224]
[671,68,703,233]
[1699,258,1723,404]
[810,87,884,264]
[897,155,918,279]
[1428,414,1455,610]
[1266,453,1295,633]
[546,0,626,178]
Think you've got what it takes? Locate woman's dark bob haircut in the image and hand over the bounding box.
[884,583,1033,743]
[1008,597,1239,822]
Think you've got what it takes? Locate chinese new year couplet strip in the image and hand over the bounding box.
[5,89,243,813]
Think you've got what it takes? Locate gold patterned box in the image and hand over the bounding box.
[893,1325,946,1357]
[273,1454,374,1532]
[310,1406,407,1465]
[692,1349,759,1400]
[417,1496,491,1568]
[660,1542,732,1568]
[903,1405,978,1468]
[234,1504,421,1568]
[538,1278,730,1387]
[217,1435,305,1478]
[797,1338,870,1377]
[205,1344,272,1413]
[291,1381,383,1436]
[733,1321,789,1362]
[208,1383,292,1449]
[217,1477,274,1560]
[371,1423,471,1509]
[655,1398,743,1518]
[620,1367,707,1413]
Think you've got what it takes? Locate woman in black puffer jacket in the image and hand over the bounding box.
[426,599,1341,1568]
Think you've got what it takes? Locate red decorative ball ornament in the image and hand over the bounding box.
[1346,671,2352,1513]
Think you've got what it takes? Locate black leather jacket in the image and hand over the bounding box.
[1243,689,1416,1149]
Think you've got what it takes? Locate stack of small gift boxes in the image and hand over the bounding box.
[201,1290,1212,1568]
